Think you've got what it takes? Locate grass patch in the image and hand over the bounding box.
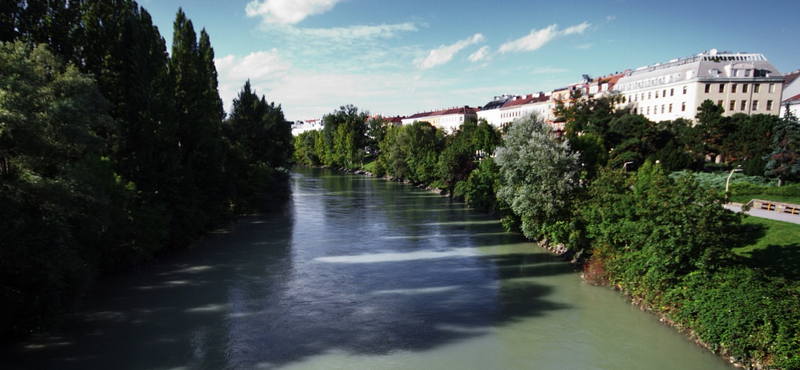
[362,160,376,173]
[734,216,800,284]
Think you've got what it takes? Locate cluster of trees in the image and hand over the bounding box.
[294,93,800,367]
[1,1,292,336]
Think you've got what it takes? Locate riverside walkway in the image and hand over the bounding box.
[724,202,800,225]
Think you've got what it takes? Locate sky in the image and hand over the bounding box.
[140,0,800,122]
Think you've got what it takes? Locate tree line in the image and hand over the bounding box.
[1,1,293,336]
[294,96,800,368]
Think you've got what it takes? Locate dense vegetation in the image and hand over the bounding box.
[1,1,292,336]
[294,93,800,368]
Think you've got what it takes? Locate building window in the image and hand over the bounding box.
[704,84,711,93]
[655,91,659,99]
[741,100,747,111]
[733,69,740,77]
[669,103,673,113]
[729,100,736,111]
[719,84,725,93]
[742,84,748,93]
[683,86,688,94]
[732,84,737,93]
[670,88,674,96]
[718,100,723,107]
[753,100,759,110]
[648,92,652,99]
[647,106,651,115]
[767,100,774,110]
[663,89,667,97]
[769,83,775,93]
[745,69,751,77]
[681,102,686,112]
[661,105,665,113]
[754,84,760,93]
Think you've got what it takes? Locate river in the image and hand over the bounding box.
[2,167,735,370]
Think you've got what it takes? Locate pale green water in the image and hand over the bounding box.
[2,167,735,369]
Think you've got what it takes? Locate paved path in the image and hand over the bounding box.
[724,202,800,225]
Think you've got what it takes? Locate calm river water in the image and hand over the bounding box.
[2,167,735,370]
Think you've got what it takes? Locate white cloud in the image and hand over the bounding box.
[287,22,419,41]
[563,22,591,35]
[246,0,345,25]
[214,50,292,112]
[499,22,591,54]
[468,46,491,63]
[414,33,485,70]
[215,49,291,81]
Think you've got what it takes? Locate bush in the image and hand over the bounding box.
[668,267,800,369]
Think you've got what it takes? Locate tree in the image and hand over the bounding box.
[321,105,369,168]
[366,115,391,155]
[764,107,800,186]
[225,80,292,212]
[168,8,228,242]
[495,113,580,243]
[584,161,744,298]
[0,42,119,334]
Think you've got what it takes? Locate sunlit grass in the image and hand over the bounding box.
[734,217,800,286]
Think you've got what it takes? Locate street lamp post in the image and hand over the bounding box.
[623,161,634,172]
[726,166,743,199]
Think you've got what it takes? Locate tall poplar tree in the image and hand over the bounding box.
[168,9,228,243]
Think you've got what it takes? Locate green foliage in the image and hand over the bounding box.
[670,170,777,191]
[582,163,800,368]
[321,105,369,169]
[764,109,800,186]
[669,267,800,369]
[569,132,607,180]
[1,4,295,336]
[584,163,744,296]
[224,80,293,213]
[0,41,117,334]
[436,119,502,193]
[495,113,580,242]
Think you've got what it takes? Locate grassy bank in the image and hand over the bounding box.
[735,217,800,287]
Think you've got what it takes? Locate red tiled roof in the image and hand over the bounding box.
[500,93,549,109]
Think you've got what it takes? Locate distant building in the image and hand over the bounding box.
[401,106,480,131]
[614,49,784,122]
[477,94,514,127]
[781,70,800,118]
[291,118,322,136]
[496,92,554,129]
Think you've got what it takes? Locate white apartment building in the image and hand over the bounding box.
[401,106,480,132]
[496,92,554,129]
[781,70,800,118]
[477,95,513,127]
[291,118,322,136]
[614,49,784,122]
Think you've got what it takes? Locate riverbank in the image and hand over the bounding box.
[319,164,800,370]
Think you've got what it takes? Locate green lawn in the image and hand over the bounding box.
[734,217,800,284]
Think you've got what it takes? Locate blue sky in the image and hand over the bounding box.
[141,0,800,121]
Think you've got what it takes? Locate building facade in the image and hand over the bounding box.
[401,106,480,131]
[781,70,800,118]
[614,50,784,122]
